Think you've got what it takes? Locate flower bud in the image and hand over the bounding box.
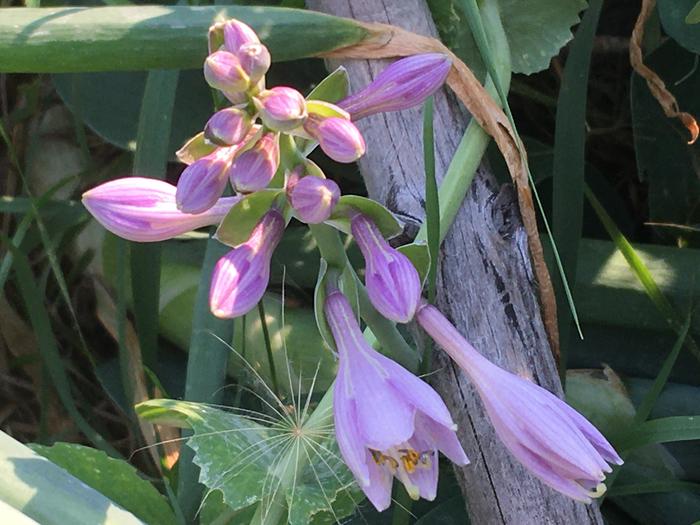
[237,43,271,85]
[204,51,250,94]
[209,210,285,318]
[288,173,340,224]
[254,87,307,132]
[306,117,365,163]
[351,214,421,322]
[204,107,253,146]
[223,19,260,53]
[176,147,234,214]
[82,178,239,242]
[228,132,280,193]
[338,54,452,121]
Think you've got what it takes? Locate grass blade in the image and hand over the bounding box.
[617,416,700,451]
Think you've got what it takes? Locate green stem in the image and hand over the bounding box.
[258,299,280,397]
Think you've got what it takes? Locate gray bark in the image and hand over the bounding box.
[305,0,605,523]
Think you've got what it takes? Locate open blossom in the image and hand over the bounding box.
[176,147,235,214]
[416,303,623,502]
[287,172,340,224]
[228,131,280,193]
[339,54,452,121]
[326,290,468,511]
[82,178,238,242]
[351,214,421,323]
[209,210,285,318]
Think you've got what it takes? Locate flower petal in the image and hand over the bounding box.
[363,450,393,512]
[333,368,370,486]
[415,413,469,466]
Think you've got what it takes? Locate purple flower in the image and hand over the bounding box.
[305,117,365,163]
[254,87,307,132]
[237,43,271,85]
[204,107,253,146]
[82,177,238,242]
[176,147,235,214]
[338,54,452,121]
[223,19,260,54]
[325,290,468,511]
[416,303,623,502]
[351,214,421,323]
[287,172,340,224]
[204,50,250,94]
[210,210,285,318]
[228,132,280,193]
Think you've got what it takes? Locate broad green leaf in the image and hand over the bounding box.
[428,0,587,75]
[688,1,700,23]
[0,432,142,525]
[0,7,368,73]
[327,195,402,238]
[306,67,350,103]
[137,399,360,524]
[398,242,431,285]
[29,443,176,525]
[659,0,700,52]
[216,190,286,247]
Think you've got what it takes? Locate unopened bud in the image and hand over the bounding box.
[204,107,253,146]
[288,173,340,224]
[223,19,260,53]
[228,132,280,193]
[306,117,365,163]
[209,210,285,318]
[176,147,234,214]
[254,87,307,132]
[204,51,250,94]
[238,43,271,85]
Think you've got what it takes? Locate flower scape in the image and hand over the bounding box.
[82,18,622,511]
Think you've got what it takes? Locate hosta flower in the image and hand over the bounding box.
[255,87,307,132]
[82,178,238,242]
[176,147,235,214]
[339,54,452,121]
[416,303,623,502]
[222,19,260,53]
[228,131,280,193]
[204,50,250,94]
[326,290,468,511]
[306,116,365,163]
[237,43,271,85]
[287,172,340,224]
[351,214,421,323]
[204,107,253,146]
[209,209,285,318]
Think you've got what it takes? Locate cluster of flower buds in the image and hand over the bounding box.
[81,17,621,514]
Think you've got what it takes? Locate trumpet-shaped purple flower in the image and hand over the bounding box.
[228,131,280,193]
[306,117,365,163]
[82,178,238,242]
[204,107,253,146]
[255,87,307,132]
[209,210,285,318]
[416,303,623,502]
[237,43,271,85]
[338,54,452,121]
[287,173,340,224]
[326,290,468,511]
[351,214,421,323]
[223,19,260,53]
[176,147,235,214]
[204,51,250,94]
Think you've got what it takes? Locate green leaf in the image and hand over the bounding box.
[608,480,700,497]
[29,443,176,525]
[216,190,286,248]
[618,416,700,451]
[327,195,402,238]
[659,0,700,52]
[176,132,217,165]
[398,242,431,285]
[429,0,587,75]
[0,432,142,525]
[306,67,350,103]
[53,70,210,155]
[314,259,336,351]
[137,399,360,524]
[0,6,368,73]
[687,1,700,23]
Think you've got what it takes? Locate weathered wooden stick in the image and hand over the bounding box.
[305,0,604,522]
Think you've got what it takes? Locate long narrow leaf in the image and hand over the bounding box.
[618,416,700,451]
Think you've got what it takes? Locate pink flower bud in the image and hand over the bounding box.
[228,132,280,193]
[338,54,452,121]
[176,147,234,214]
[204,107,253,146]
[237,43,271,85]
[254,87,307,132]
[82,177,238,242]
[306,117,365,163]
[351,214,421,323]
[209,210,285,318]
[223,19,260,53]
[204,51,250,94]
[288,174,340,224]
